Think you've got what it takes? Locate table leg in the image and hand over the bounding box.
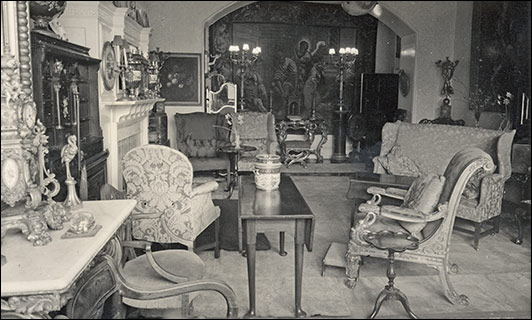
[279,232,287,256]
[512,207,525,245]
[294,220,307,318]
[245,220,257,318]
[225,153,237,197]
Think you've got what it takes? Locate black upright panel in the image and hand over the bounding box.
[359,73,399,148]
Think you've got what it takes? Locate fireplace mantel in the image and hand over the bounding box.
[101,98,164,189]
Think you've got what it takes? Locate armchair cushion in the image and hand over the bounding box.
[399,173,446,238]
[375,144,423,177]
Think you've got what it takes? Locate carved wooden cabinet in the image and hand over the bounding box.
[31,32,109,201]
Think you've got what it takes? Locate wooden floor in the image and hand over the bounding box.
[183,175,531,319]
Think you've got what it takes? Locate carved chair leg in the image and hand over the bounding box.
[448,261,459,274]
[473,223,481,250]
[344,250,362,289]
[438,261,469,306]
[492,216,500,234]
[214,217,220,259]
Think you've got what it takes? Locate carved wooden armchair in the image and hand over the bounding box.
[346,147,496,306]
[121,145,221,258]
[64,238,238,318]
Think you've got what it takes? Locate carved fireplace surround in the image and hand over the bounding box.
[59,1,163,190]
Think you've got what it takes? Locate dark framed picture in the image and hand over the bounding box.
[159,53,202,105]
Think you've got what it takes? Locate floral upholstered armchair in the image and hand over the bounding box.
[121,145,221,257]
[229,111,279,171]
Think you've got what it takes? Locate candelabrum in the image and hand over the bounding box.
[228,44,261,111]
[328,47,358,163]
[328,47,359,111]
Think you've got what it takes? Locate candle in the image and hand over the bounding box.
[115,45,120,66]
[329,48,335,55]
[525,97,530,119]
[123,48,128,68]
[242,44,250,51]
[521,93,525,125]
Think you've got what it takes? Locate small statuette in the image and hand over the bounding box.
[61,135,82,210]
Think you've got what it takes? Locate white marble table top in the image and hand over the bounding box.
[1,199,136,297]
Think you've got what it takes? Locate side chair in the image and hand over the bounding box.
[121,145,221,258]
[64,237,238,318]
[346,147,496,306]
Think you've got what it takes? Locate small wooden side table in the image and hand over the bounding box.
[363,230,420,319]
[218,144,257,198]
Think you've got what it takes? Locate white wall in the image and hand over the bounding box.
[375,22,397,74]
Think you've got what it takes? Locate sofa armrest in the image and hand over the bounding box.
[476,173,506,207]
[372,156,388,174]
[191,180,219,197]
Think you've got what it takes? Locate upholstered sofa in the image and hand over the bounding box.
[174,111,279,172]
[372,120,516,249]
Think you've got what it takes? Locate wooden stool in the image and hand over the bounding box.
[284,140,312,168]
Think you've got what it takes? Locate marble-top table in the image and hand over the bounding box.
[1,199,136,300]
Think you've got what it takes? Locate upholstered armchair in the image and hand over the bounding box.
[229,111,280,171]
[121,145,220,258]
[174,112,231,172]
[372,121,515,249]
[346,147,496,306]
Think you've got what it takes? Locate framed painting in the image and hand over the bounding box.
[159,53,202,106]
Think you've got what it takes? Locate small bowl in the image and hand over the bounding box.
[69,210,96,234]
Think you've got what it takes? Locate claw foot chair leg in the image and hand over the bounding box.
[344,250,361,288]
[439,263,469,306]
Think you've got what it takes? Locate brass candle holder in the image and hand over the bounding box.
[229,44,262,111]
